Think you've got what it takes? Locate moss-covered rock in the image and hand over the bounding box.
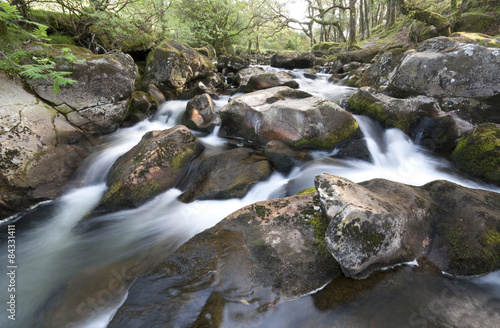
[219,86,360,150]
[451,123,500,185]
[454,13,496,34]
[108,193,341,327]
[347,87,437,134]
[98,126,204,212]
[143,39,216,99]
[26,44,138,134]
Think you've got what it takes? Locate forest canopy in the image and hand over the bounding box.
[1,0,499,55]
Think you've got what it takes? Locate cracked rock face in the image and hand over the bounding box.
[0,73,89,219]
[315,174,431,279]
[219,86,360,150]
[27,45,138,134]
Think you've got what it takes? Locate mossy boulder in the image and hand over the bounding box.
[448,32,500,48]
[347,87,438,134]
[423,180,500,276]
[108,193,341,327]
[271,51,316,69]
[451,123,500,185]
[143,39,216,98]
[316,174,500,278]
[311,42,342,57]
[219,86,360,150]
[337,46,382,64]
[98,126,204,212]
[358,48,405,89]
[315,174,431,279]
[27,45,138,134]
[125,91,153,124]
[177,148,272,202]
[454,13,496,34]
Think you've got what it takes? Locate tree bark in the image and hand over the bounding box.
[348,0,358,48]
[360,0,365,39]
[0,21,7,36]
[399,0,451,36]
[364,0,370,38]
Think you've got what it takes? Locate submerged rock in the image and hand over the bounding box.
[219,86,360,150]
[0,72,89,219]
[27,45,137,134]
[178,148,272,202]
[99,126,204,211]
[108,193,341,327]
[264,140,310,174]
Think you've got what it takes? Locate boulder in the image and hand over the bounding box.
[451,123,500,186]
[181,93,219,132]
[264,140,310,174]
[142,40,216,98]
[388,36,500,102]
[454,13,496,34]
[219,86,360,150]
[271,52,316,69]
[27,45,138,134]
[99,126,204,211]
[0,72,89,219]
[347,87,439,134]
[412,115,460,151]
[315,174,500,278]
[178,148,272,202]
[315,174,431,279]
[216,55,250,73]
[358,48,405,89]
[124,91,153,124]
[108,193,341,328]
[337,46,381,64]
[238,70,299,93]
[233,66,265,87]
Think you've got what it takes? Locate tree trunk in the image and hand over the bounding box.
[348,0,358,49]
[451,0,458,13]
[364,0,370,38]
[0,21,7,36]
[360,0,365,39]
[399,0,451,36]
[10,0,28,18]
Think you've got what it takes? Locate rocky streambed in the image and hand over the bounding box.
[0,35,499,328]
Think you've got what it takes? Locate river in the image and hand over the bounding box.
[1,68,499,328]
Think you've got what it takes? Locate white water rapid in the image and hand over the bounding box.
[1,68,499,328]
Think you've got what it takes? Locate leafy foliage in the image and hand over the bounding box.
[0,3,79,94]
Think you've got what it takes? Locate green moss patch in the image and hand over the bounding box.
[451,123,500,185]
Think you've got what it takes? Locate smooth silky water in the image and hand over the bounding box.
[1,69,499,328]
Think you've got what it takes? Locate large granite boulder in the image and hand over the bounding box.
[98,126,204,212]
[388,36,500,123]
[108,192,341,328]
[142,40,216,99]
[178,148,272,202]
[271,52,316,69]
[315,174,431,279]
[451,123,500,186]
[219,87,360,150]
[238,70,299,93]
[0,73,89,219]
[315,174,500,278]
[27,45,138,134]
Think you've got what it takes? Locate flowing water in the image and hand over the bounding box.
[1,69,499,328]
